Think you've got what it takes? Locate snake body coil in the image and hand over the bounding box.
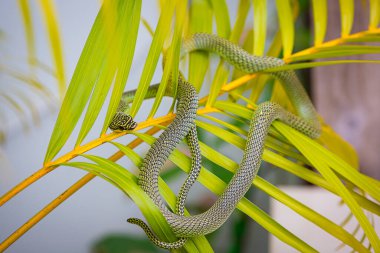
[110,33,321,249]
[111,76,201,248]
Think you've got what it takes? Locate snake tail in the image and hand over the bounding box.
[127,218,187,249]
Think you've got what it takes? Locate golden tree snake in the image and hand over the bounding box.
[109,33,321,249]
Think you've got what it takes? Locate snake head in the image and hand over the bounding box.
[109,112,138,131]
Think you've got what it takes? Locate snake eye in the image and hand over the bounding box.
[130,121,138,130]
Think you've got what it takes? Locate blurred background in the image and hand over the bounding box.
[0,1,379,252]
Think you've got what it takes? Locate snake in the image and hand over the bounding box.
[109,33,321,249]
[109,74,201,248]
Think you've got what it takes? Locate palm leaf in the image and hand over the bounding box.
[17,0,36,67]
[128,0,176,117]
[1,1,380,252]
[338,0,354,37]
[311,0,327,45]
[43,3,110,163]
[369,0,380,30]
[276,123,380,249]
[130,132,317,252]
[65,155,212,253]
[253,0,267,55]
[275,0,294,57]
[100,0,141,134]
[209,0,231,38]
[148,0,185,118]
[187,0,212,91]
[44,0,141,162]
[37,0,66,98]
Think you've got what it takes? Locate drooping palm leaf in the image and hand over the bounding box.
[37,0,66,97]
[17,0,36,67]
[148,0,185,118]
[187,0,212,91]
[128,0,176,118]
[0,0,65,140]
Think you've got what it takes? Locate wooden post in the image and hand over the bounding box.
[312,0,380,179]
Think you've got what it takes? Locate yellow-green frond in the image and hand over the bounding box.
[2,1,380,252]
[37,0,66,98]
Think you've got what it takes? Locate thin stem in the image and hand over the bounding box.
[0,114,174,207]
[198,74,257,105]
[0,166,55,206]
[0,126,163,252]
[285,28,380,62]
[0,173,95,252]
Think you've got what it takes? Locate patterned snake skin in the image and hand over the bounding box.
[110,76,201,248]
[110,33,321,249]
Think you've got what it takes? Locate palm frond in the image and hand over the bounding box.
[128,0,175,117]
[253,0,267,55]
[1,0,380,252]
[44,0,142,161]
[311,0,327,45]
[187,0,212,90]
[369,0,380,30]
[275,0,295,57]
[150,2,185,118]
[338,0,354,37]
[66,154,212,253]
[209,0,231,38]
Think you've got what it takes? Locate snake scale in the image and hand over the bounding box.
[110,33,321,249]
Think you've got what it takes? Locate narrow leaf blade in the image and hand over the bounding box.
[37,0,66,98]
[253,0,267,55]
[128,1,176,117]
[188,0,212,91]
[275,0,294,57]
[44,5,112,163]
[311,0,327,45]
[101,0,142,134]
[338,0,354,36]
